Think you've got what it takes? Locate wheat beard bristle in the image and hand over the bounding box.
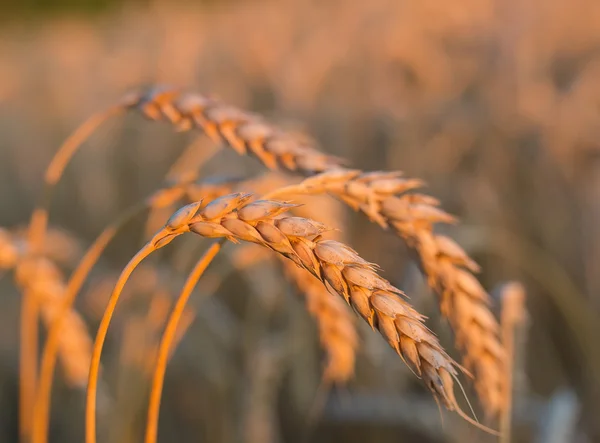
[158,194,464,411]
[276,168,506,417]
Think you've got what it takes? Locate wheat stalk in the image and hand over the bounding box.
[265,168,506,417]
[145,241,224,443]
[85,193,497,443]
[499,282,527,443]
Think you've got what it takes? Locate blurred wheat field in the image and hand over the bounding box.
[0,0,599,442]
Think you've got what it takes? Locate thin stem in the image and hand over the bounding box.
[19,289,38,443]
[32,202,144,443]
[86,238,162,443]
[500,283,526,443]
[145,240,224,443]
[28,105,124,253]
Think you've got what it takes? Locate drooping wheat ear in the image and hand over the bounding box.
[266,168,506,417]
[128,86,343,173]
[86,193,497,443]
[154,194,469,411]
[283,261,358,383]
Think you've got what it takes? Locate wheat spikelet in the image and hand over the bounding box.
[153,193,466,411]
[267,168,506,417]
[284,261,358,383]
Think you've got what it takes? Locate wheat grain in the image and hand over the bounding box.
[266,168,506,417]
[145,241,223,443]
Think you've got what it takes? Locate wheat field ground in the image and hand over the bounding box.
[0,1,599,442]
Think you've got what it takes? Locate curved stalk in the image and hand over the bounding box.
[145,240,224,443]
[85,234,167,443]
[28,105,125,252]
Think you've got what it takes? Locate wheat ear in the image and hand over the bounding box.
[129,86,343,173]
[1,229,93,442]
[163,195,497,431]
[266,168,506,417]
[86,193,497,442]
[283,261,358,383]
[169,194,497,433]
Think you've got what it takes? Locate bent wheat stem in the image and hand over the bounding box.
[86,239,160,443]
[28,105,126,253]
[145,240,224,443]
[20,288,38,443]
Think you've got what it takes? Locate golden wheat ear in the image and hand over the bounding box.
[150,196,465,418]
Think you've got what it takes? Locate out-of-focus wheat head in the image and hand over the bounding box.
[0,228,91,387]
